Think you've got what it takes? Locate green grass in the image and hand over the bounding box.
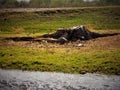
[0,6,120,74]
[0,47,120,74]
[0,6,120,36]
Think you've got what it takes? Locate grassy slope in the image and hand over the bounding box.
[0,6,120,36]
[0,6,120,74]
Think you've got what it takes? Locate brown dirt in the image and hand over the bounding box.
[0,31,120,51]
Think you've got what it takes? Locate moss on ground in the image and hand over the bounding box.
[0,47,120,74]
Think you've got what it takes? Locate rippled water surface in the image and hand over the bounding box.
[0,69,120,90]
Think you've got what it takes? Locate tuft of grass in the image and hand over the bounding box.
[0,47,120,74]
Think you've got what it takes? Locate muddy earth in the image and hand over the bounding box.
[1,30,120,50]
[0,69,120,90]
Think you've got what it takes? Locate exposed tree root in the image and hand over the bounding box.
[5,26,120,44]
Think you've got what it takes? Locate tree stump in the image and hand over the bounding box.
[42,25,103,43]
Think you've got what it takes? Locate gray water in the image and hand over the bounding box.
[0,69,120,90]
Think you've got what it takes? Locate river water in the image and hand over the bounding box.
[0,69,120,90]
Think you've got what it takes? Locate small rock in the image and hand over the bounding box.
[77,43,84,47]
[42,40,47,43]
[81,36,85,39]
[79,71,86,74]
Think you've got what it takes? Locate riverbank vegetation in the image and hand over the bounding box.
[0,46,120,74]
[0,6,120,75]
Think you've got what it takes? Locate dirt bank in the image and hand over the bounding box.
[1,30,120,50]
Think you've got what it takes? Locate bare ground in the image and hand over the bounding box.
[0,31,120,50]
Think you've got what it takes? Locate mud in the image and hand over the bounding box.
[5,36,34,41]
[0,31,120,50]
[4,26,120,45]
[0,69,120,90]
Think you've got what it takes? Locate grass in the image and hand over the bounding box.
[0,6,120,36]
[0,47,120,74]
[0,6,120,74]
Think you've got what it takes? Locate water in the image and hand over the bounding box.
[0,69,120,90]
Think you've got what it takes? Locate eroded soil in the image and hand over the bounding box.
[0,31,120,51]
